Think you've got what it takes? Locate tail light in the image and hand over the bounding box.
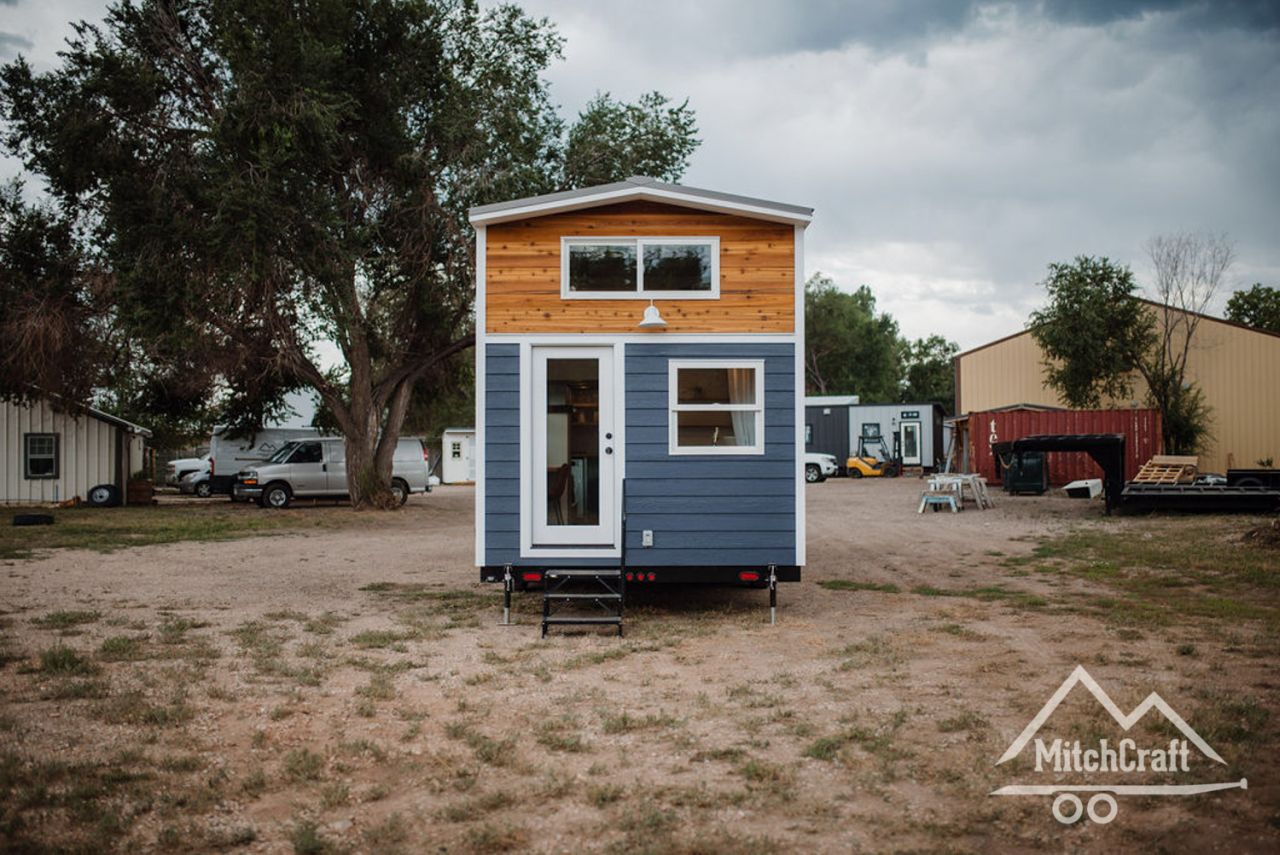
[210,458,215,476]
[521,571,542,583]
[739,571,760,582]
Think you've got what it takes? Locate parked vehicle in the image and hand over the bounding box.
[804,452,838,483]
[846,435,900,478]
[178,466,214,498]
[209,427,324,497]
[165,453,210,484]
[233,437,430,508]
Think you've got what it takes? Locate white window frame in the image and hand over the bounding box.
[24,433,60,479]
[561,236,720,300]
[667,360,765,456]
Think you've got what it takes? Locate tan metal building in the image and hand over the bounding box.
[2,396,151,505]
[955,304,1280,475]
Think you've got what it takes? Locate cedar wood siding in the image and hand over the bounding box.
[483,342,797,567]
[484,201,795,335]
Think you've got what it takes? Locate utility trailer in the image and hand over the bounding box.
[1227,468,1280,489]
[1121,483,1280,513]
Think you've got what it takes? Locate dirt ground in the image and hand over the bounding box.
[2,478,1277,853]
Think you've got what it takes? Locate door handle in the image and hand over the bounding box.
[322,463,327,472]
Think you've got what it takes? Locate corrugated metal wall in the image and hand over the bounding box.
[2,398,117,504]
[957,310,1280,474]
[969,408,1162,485]
[805,403,849,462]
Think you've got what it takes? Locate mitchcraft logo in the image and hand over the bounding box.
[991,665,1247,825]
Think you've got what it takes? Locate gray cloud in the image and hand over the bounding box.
[0,32,33,60]
[2,0,1276,350]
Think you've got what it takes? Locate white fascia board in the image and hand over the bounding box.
[469,187,813,227]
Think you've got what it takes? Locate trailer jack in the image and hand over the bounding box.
[768,564,778,625]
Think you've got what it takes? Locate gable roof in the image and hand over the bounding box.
[956,297,1280,360]
[468,175,813,227]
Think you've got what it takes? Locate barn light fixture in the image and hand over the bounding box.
[638,299,667,329]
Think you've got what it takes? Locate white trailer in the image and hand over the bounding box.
[440,428,476,484]
[208,426,324,496]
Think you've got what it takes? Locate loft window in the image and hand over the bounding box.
[563,237,719,299]
[668,361,765,455]
[24,433,59,479]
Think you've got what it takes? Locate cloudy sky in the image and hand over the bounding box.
[3,0,1278,350]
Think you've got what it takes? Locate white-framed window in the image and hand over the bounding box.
[561,236,720,299]
[668,360,765,455]
[24,433,59,479]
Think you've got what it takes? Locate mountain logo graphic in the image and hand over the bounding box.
[991,665,1247,825]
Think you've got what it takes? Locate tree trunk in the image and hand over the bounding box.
[342,380,414,510]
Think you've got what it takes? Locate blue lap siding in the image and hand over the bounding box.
[483,342,797,568]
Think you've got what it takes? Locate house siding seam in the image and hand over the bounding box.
[483,342,797,567]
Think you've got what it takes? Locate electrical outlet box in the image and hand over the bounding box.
[642,530,654,547]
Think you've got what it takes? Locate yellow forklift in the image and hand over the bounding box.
[846,434,901,478]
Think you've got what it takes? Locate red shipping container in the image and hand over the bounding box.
[968,408,1162,486]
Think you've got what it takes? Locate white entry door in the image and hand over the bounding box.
[900,421,922,466]
[531,347,616,547]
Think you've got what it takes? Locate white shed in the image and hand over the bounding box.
[2,396,151,505]
[440,428,476,484]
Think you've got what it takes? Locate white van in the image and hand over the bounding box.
[232,436,430,508]
[208,427,325,497]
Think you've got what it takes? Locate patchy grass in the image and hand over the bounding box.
[32,610,101,630]
[38,645,99,676]
[818,580,901,594]
[908,584,1047,609]
[445,722,517,767]
[92,688,193,727]
[98,635,148,662]
[1029,520,1280,627]
[0,505,337,559]
[283,748,326,782]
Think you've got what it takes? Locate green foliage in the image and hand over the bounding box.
[1147,369,1212,454]
[804,274,903,401]
[1,1,699,500]
[1225,283,1280,334]
[803,274,957,409]
[1029,257,1153,408]
[563,91,699,187]
[0,183,112,406]
[900,334,959,413]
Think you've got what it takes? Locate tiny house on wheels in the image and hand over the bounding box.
[470,176,812,634]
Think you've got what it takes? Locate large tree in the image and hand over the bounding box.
[1029,236,1235,454]
[1028,256,1154,409]
[900,334,959,413]
[1225,283,1280,334]
[1,0,699,506]
[803,273,902,401]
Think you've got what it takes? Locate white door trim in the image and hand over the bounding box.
[520,343,625,559]
[900,420,922,466]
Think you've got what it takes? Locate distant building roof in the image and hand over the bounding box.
[805,395,860,406]
[469,175,813,226]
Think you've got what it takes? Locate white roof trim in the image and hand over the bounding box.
[468,177,813,227]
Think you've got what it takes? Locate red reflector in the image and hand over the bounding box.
[521,571,542,582]
[647,572,655,582]
[625,572,634,581]
[739,571,760,582]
